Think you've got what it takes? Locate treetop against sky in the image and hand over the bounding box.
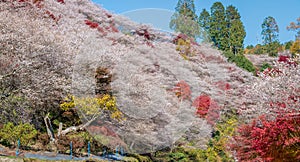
[94,0,300,45]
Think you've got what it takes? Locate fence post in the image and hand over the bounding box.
[102,148,106,158]
[120,147,124,156]
[115,145,119,156]
[16,139,20,156]
[88,141,90,158]
[70,141,72,159]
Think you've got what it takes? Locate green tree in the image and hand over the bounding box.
[225,5,241,21]
[175,0,197,20]
[246,45,254,49]
[170,0,200,39]
[287,17,300,40]
[209,2,227,50]
[225,5,246,54]
[198,9,210,30]
[261,16,279,56]
[284,41,294,50]
[198,9,211,42]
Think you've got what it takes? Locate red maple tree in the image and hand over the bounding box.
[232,113,300,161]
[172,80,191,101]
[192,95,221,126]
[233,57,300,161]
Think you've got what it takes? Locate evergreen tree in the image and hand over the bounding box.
[209,2,227,50]
[197,3,254,72]
[175,0,197,21]
[198,9,211,42]
[225,5,241,21]
[225,5,246,54]
[261,16,279,56]
[198,9,210,30]
[170,0,200,39]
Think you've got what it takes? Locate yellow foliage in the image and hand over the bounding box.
[76,97,101,116]
[60,95,75,111]
[180,53,190,60]
[290,39,300,57]
[60,94,125,121]
[176,38,194,60]
[110,110,123,120]
[244,48,251,54]
[202,114,238,161]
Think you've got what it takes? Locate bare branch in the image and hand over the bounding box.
[60,115,98,136]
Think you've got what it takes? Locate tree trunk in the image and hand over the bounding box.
[44,113,55,142]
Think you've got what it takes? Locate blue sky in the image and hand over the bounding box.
[93,0,300,46]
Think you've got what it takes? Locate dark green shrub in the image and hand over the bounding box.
[285,41,294,50]
[260,62,272,72]
[223,51,256,72]
[234,54,256,72]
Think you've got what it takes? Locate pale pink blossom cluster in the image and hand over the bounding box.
[239,57,300,122]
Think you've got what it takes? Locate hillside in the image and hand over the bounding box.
[0,0,256,156]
